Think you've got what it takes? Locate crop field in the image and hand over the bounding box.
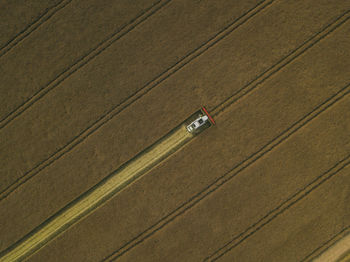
[0,0,349,261]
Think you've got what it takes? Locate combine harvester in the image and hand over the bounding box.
[186,106,215,134]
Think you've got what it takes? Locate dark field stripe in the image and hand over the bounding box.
[0,0,167,128]
[207,155,350,261]
[0,0,72,58]
[0,0,271,202]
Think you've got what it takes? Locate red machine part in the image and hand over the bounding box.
[201,106,215,125]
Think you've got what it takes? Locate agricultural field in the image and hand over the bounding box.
[0,0,349,261]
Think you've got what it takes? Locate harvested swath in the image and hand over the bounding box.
[0,125,193,261]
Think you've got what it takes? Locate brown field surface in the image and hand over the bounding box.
[0,0,349,261]
[0,0,62,54]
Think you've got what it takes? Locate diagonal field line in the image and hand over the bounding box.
[101,11,350,261]
[211,9,350,116]
[103,83,350,261]
[0,0,272,201]
[302,226,350,262]
[0,0,168,128]
[309,230,350,262]
[0,0,72,58]
[0,0,169,199]
[0,125,193,262]
[206,155,350,261]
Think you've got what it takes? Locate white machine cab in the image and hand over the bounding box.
[186,115,209,133]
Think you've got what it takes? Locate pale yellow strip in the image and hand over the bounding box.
[1,125,192,262]
[313,232,350,262]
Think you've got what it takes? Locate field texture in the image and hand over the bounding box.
[0,0,349,261]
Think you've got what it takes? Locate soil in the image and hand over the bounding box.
[0,0,349,261]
